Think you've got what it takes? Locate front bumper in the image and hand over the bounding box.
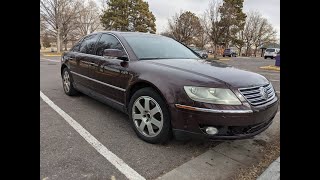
[169,97,279,141]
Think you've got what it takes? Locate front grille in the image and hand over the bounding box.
[239,83,275,106]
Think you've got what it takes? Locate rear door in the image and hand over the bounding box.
[71,33,101,89]
[67,38,88,86]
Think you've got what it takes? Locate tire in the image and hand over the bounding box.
[223,55,225,57]
[264,56,267,59]
[62,68,78,96]
[128,87,172,144]
[271,57,274,59]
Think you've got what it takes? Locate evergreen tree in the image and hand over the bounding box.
[100,0,156,33]
[219,0,246,48]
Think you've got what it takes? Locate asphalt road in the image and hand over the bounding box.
[40,55,280,180]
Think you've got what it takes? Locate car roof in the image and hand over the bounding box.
[94,31,162,37]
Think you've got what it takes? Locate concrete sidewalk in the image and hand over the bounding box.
[158,112,280,180]
[257,157,280,180]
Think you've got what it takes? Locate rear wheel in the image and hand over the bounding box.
[264,56,267,59]
[62,68,78,96]
[129,87,171,144]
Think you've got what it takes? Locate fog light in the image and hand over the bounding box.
[205,127,218,135]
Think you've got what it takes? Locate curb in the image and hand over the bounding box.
[257,157,280,180]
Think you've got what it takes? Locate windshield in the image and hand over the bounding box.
[266,49,275,52]
[123,34,199,60]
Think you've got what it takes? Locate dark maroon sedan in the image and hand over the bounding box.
[61,31,279,144]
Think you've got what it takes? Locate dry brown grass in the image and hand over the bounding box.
[41,52,63,57]
[259,65,280,71]
[231,136,280,180]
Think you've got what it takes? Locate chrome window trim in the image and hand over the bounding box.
[71,71,126,92]
[175,104,253,114]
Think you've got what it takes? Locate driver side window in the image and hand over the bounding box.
[95,34,124,56]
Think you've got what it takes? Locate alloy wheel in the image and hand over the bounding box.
[132,96,164,137]
[63,70,71,93]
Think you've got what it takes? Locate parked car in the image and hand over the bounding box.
[264,48,280,59]
[189,47,208,59]
[61,31,279,144]
[223,48,237,57]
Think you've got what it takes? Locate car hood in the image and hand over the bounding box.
[145,59,269,88]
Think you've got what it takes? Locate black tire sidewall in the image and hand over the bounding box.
[128,87,171,144]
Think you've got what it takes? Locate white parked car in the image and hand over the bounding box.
[264,48,280,59]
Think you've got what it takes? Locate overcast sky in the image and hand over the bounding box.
[144,0,280,37]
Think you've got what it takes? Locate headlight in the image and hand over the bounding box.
[184,86,242,105]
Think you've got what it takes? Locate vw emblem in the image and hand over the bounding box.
[259,87,268,100]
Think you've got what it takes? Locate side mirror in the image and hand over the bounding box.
[103,49,128,61]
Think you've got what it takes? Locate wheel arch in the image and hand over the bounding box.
[61,63,69,75]
[126,80,170,111]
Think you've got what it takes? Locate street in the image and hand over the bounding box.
[40,56,280,180]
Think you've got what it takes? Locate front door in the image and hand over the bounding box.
[90,33,132,104]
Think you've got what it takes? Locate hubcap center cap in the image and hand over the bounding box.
[143,111,151,122]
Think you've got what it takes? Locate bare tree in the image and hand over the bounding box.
[75,0,102,37]
[40,16,47,49]
[242,11,277,57]
[193,15,210,48]
[40,0,81,53]
[252,18,277,56]
[167,11,202,45]
[203,0,224,58]
[243,11,260,56]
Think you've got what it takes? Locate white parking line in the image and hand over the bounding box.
[270,79,280,82]
[40,58,60,63]
[276,91,280,93]
[40,91,145,180]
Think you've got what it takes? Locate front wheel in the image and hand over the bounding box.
[62,68,78,96]
[129,87,172,144]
